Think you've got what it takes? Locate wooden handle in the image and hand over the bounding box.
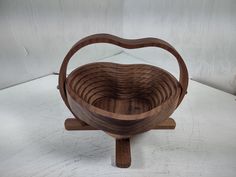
[59,34,188,110]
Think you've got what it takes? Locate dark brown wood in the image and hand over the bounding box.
[116,138,131,168]
[58,34,188,168]
[64,117,175,168]
[65,62,180,138]
[64,117,176,131]
[64,118,96,130]
[59,34,188,112]
[153,117,176,129]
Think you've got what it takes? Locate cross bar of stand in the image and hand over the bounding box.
[64,118,176,131]
[64,118,176,168]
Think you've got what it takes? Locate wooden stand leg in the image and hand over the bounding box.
[116,138,131,168]
[64,117,175,168]
[64,118,176,131]
[64,118,96,130]
[152,118,176,129]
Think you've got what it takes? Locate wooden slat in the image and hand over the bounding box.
[64,118,96,130]
[116,138,131,168]
[152,118,176,129]
[64,118,176,131]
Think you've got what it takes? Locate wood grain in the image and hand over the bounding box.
[58,34,188,167]
[59,34,188,112]
[64,117,176,130]
[58,34,188,138]
[116,138,131,168]
[65,62,181,138]
[1,73,236,175]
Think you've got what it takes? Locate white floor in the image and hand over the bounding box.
[0,54,236,177]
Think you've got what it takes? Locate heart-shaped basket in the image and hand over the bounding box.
[59,34,188,139]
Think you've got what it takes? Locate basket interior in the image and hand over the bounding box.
[67,62,179,115]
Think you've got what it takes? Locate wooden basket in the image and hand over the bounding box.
[58,34,188,167]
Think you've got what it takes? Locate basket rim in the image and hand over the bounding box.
[66,62,181,121]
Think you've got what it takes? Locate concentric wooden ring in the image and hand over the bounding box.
[59,34,188,112]
[58,34,188,138]
[65,62,181,137]
[67,62,178,114]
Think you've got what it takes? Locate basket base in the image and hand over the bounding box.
[64,117,176,131]
[64,117,176,168]
[93,97,152,115]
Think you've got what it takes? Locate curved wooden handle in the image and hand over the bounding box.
[59,34,188,110]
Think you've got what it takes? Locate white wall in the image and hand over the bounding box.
[123,0,236,94]
[0,0,123,89]
[1,0,236,94]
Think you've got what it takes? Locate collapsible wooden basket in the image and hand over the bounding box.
[59,34,188,168]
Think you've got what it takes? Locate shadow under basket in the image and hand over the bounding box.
[58,34,188,168]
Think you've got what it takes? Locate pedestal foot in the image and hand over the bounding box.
[64,118,96,130]
[116,138,131,168]
[64,118,176,131]
[64,117,176,168]
[153,118,176,129]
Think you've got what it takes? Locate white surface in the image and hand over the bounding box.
[0,55,236,177]
[123,0,236,94]
[0,0,123,89]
